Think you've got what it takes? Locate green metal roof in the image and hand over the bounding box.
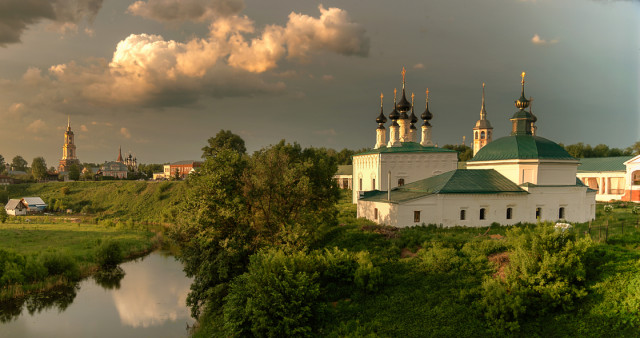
[469,135,576,162]
[577,156,633,172]
[360,169,527,203]
[335,165,352,176]
[355,142,457,156]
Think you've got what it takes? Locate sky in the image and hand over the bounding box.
[0,0,638,166]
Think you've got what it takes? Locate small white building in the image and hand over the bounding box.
[576,156,634,202]
[5,199,28,216]
[358,72,596,227]
[334,165,353,189]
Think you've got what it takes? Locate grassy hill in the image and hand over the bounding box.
[4,181,186,223]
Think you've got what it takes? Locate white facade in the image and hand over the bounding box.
[358,186,595,228]
[575,155,640,202]
[352,151,458,203]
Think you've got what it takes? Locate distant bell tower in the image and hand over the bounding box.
[58,116,80,172]
[473,83,493,156]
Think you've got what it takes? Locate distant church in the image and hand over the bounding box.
[356,71,596,227]
[58,116,80,172]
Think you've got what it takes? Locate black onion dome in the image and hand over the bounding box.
[376,107,387,124]
[421,103,433,126]
[397,89,411,115]
[389,104,400,120]
[410,109,418,124]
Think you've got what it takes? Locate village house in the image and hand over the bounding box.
[21,197,47,213]
[5,199,28,216]
[162,161,202,179]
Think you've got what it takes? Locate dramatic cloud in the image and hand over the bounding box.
[531,34,558,45]
[120,127,131,139]
[128,0,244,22]
[3,5,368,108]
[0,0,103,46]
[26,119,46,133]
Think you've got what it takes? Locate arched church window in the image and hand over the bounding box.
[460,209,466,220]
[475,131,478,139]
[479,208,486,220]
[398,178,405,186]
[481,131,485,139]
[558,207,565,219]
[536,207,542,219]
[506,208,513,220]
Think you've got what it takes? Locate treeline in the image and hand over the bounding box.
[559,141,639,158]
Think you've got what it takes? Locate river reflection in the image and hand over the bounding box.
[1,252,194,338]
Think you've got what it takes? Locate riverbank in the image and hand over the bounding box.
[0,222,161,301]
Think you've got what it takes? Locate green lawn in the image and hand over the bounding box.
[0,222,155,261]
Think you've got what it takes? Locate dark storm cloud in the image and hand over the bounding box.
[128,0,245,22]
[0,0,103,46]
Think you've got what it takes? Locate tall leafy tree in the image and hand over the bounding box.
[11,156,27,171]
[170,139,339,318]
[202,130,246,159]
[31,157,47,180]
[0,155,5,174]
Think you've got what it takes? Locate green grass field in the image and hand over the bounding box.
[4,181,185,223]
[0,223,155,261]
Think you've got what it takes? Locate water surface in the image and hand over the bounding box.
[1,252,194,338]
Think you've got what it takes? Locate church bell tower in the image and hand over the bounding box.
[473,83,493,156]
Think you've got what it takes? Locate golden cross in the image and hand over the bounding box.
[394,88,397,101]
[401,67,406,84]
[425,88,429,102]
[521,71,526,84]
[380,92,384,106]
[411,92,415,105]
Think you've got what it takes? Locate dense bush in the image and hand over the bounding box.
[41,252,80,280]
[95,240,124,268]
[417,244,463,273]
[480,223,593,332]
[223,248,382,337]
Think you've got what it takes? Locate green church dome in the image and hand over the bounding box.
[470,135,575,162]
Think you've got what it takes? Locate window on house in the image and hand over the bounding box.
[506,207,513,220]
[374,208,378,220]
[460,209,466,220]
[342,178,348,188]
[480,208,486,220]
[558,207,565,219]
[359,178,362,191]
[372,178,376,189]
[414,211,420,223]
[536,207,542,219]
[398,178,405,186]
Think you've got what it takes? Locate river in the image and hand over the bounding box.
[0,251,195,338]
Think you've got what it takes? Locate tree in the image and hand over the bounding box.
[443,144,473,161]
[170,140,339,318]
[31,157,47,181]
[201,130,246,159]
[82,169,94,181]
[68,164,80,181]
[11,156,27,171]
[0,155,5,174]
[627,141,640,156]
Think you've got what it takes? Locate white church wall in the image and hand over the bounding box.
[358,186,595,228]
[537,162,578,185]
[352,151,457,204]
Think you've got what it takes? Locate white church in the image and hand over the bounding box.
[355,70,596,227]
